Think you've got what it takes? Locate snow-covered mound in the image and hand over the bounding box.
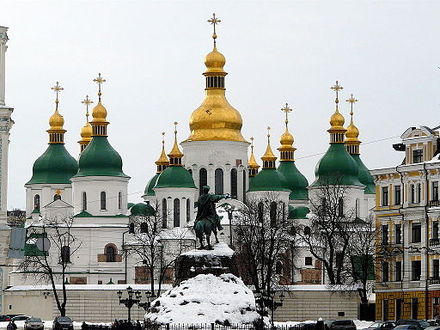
[145,273,259,325]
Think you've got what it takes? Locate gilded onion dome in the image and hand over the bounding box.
[248,137,260,178]
[78,95,93,152]
[144,133,169,197]
[186,14,246,142]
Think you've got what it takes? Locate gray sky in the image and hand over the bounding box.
[1,0,439,210]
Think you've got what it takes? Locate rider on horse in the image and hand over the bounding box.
[194,185,229,250]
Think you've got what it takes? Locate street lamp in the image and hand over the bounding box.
[137,291,156,310]
[117,286,140,322]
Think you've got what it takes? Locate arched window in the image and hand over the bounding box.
[105,244,117,262]
[140,222,148,233]
[199,168,207,196]
[242,170,246,203]
[61,246,70,263]
[129,223,135,234]
[355,198,360,218]
[304,226,311,235]
[100,191,106,210]
[34,194,40,210]
[118,192,122,210]
[174,198,180,227]
[276,261,283,275]
[53,194,61,201]
[231,169,237,198]
[82,192,87,211]
[338,198,344,217]
[215,168,224,194]
[186,198,191,222]
[258,202,264,223]
[162,199,167,228]
[270,201,277,227]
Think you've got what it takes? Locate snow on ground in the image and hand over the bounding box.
[274,320,374,330]
[0,321,112,330]
[182,242,234,257]
[145,273,259,325]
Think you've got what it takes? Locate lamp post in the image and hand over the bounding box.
[137,291,155,310]
[117,286,140,322]
[268,291,285,329]
[223,204,235,247]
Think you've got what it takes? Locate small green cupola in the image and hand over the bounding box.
[344,94,375,194]
[276,103,308,200]
[248,127,290,193]
[26,82,78,185]
[155,123,196,189]
[130,202,155,217]
[312,81,363,187]
[144,133,170,196]
[74,74,129,178]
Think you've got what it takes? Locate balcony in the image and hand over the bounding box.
[430,238,440,246]
[429,277,440,285]
[429,200,440,207]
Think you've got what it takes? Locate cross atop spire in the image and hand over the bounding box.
[93,73,106,102]
[51,82,64,110]
[174,121,178,139]
[161,131,165,147]
[250,136,255,151]
[346,93,358,119]
[331,81,343,111]
[281,103,292,128]
[267,126,271,144]
[207,13,221,47]
[81,95,93,122]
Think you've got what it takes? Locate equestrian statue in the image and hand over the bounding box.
[194,185,229,250]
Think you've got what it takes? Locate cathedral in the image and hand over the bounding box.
[3,16,376,321]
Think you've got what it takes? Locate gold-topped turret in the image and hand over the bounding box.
[186,14,246,143]
[328,81,347,143]
[91,73,109,137]
[345,94,361,155]
[168,122,184,166]
[155,132,169,173]
[78,95,93,152]
[47,82,66,144]
[278,103,296,161]
[248,137,260,177]
[261,127,277,169]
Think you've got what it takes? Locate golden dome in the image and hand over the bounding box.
[248,138,260,169]
[91,102,108,123]
[205,47,226,74]
[330,110,345,129]
[280,129,294,146]
[345,122,359,141]
[80,122,92,140]
[261,132,277,162]
[156,142,169,165]
[49,109,65,131]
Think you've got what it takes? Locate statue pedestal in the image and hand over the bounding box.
[174,243,239,285]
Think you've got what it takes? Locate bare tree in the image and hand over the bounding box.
[234,192,293,310]
[127,202,194,296]
[18,216,80,316]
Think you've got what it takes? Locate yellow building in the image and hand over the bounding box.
[373,125,440,321]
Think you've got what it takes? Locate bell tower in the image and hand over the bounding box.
[0,26,13,224]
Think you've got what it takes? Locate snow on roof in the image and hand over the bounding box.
[181,242,234,257]
[6,284,172,292]
[282,284,359,291]
[146,273,259,325]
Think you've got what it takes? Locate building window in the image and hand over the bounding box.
[416,183,421,203]
[186,198,190,222]
[412,223,421,243]
[242,171,246,203]
[413,149,423,163]
[173,198,180,227]
[258,202,264,222]
[230,169,237,199]
[129,223,135,234]
[105,244,117,262]
[162,198,167,228]
[82,192,87,211]
[338,198,344,217]
[411,260,421,281]
[396,299,403,321]
[382,262,389,282]
[305,257,313,266]
[34,194,40,210]
[382,225,389,245]
[410,184,415,203]
[118,192,122,210]
[433,182,439,201]
[336,252,344,268]
[434,259,440,279]
[199,168,207,196]
[382,187,389,206]
[100,191,106,210]
[270,202,277,227]
[395,261,402,281]
[411,298,419,319]
[140,222,148,234]
[394,185,401,205]
[304,226,311,235]
[395,224,401,244]
[434,222,439,240]
[61,246,70,264]
[275,261,283,275]
[215,168,224,194]
[355,199,360,217]
[383,299,389,321]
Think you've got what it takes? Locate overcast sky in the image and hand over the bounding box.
[1,0,439,210]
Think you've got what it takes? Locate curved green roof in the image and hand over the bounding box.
[144,173,159,196]
[277,161,309,200]
[248,168,290,192]
[26,144,78,185]
[288,205,310,219]
[130,202,155,216]
[75,136,129,178]
[352,154,375,194]
[155,166,196,189]
[311,143,363,187]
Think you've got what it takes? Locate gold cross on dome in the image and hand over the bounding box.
[161,132,165,145]
[331,80,343,108]
[346,93,358,116]
[208,13,221,45]
[51,82,64,109]
[174,121,178,136]
[93,73,106,101]
[267,126,271,143]
[81,95,93,120]
[281,103,292,127]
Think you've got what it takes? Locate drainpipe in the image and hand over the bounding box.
[122,230,129,284]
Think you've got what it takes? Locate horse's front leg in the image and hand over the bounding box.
[206,235,213,250]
